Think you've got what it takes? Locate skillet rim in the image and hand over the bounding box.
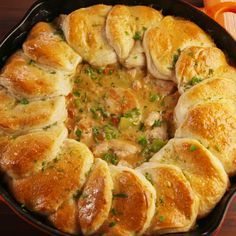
[0,0,236,235]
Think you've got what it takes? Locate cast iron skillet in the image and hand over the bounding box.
[0,0,236,235]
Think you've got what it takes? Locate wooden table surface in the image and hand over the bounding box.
[0,0,235,235]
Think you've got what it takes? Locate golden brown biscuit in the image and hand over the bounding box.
[175,77,236,127]
[150,138,228,218]
[9,139,94,214]
[143,16,214,80]
[0,88,66,133]
[78,158,113,235]
[99,165,156,235]
[137,163,198,234]
[0,123,67,179]
[175,100,236,176]
[49,199,80,234]
[175,46,228,93]
[62,4,117,67]
[0,50,72,99]
[106,5,163,67]
[23,22,81,71]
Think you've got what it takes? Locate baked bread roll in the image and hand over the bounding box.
[175,99,236,176]
[61,4,117,67]
[0,88,67,133]
[23,22,81,71]
[0,123,67,179]
[99,165,156,235]
[106,5,163,67]
[143,16,214,80]
[9,140,93,214]
[137,163,199,234]
[150,138,229,218]
[0,50,72,99]
[175,77,236,127]
[175,46,228,93]
[49,199,80,234]
[78,158,113,235]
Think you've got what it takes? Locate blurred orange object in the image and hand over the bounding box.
[200,0,236,39]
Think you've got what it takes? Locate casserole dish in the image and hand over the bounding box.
[0,0,236,235]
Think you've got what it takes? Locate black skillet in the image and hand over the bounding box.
[0,0,236,235]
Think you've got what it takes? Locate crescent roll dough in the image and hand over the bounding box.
[9,139,94,215]
[78,158,113,235]
[61,4,117,67]
[143,16,214,80]
[99,165,156,235]
[0,123,67,179]
[175,99,236,176]
[23,22,81,71]
[175,46,228,93]
[0,51,72,99]
[106,5,163,67]
[137,163,198,235]
[0,88,67,133]
[150,138,228,218]
[49,199,80,234]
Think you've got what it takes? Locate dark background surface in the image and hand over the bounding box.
[0,0,235,235]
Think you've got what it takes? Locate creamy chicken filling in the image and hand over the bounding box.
[66,64,179,167]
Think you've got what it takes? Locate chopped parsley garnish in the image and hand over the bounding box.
[149,93,160,102]
[19,98,29,105]
[142,26,147,31]
[133,31,142,41]
[92,126,99,142]
[159,215,165,222]
[189,76,203,86]
[85,66,95,77]
[42,122,57,131]
[170,49,181,70]
[90,106,109,119]
[152,119,163,127]
[189,144,197,152]
[145,172,153,185]
[97,67,104,74]
[102,153,118,165]
[111,208,118,215]
[150,139,166,153]
[92,126,99,136]
[90,107,98,119]
[104,125,118,140]
[138,136,148,146]
[75,129,82,140]
[96,107,109,118]
[73,90,80,97]
[113,193,128,198]
[125,31,129,36]
[108,221,117,228]
[123,108,140,118]
[41,161,47,172]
